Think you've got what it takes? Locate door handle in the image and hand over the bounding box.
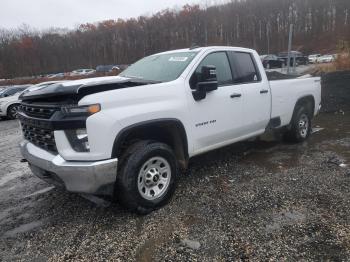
[230,93,242,98]
[260,89,269,94]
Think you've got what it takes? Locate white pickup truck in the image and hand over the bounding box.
[19,46,321,213]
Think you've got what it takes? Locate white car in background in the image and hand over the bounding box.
[70,69,96,76]
[0,81,63,119]
[308,54,321,64]
[317,55,336,63]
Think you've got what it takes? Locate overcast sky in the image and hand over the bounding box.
[0,0,212,30]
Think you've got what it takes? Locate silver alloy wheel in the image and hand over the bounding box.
[9,105,20,118]
[137,157,171,200]
[298,113,309,138]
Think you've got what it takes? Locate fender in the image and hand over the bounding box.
[111,118,189,160]
[285,95,315,130]
[294,95,315,115]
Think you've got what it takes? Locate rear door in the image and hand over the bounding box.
[228,51,271,135]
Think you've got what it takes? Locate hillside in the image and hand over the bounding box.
[0,0,349,78]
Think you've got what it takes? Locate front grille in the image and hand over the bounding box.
[21,123,57,152]
[19,104,58,119]
[19,103,59,153]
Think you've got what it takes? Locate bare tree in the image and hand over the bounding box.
[0,0,349,78]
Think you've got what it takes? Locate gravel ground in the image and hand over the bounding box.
[0,110,349,261]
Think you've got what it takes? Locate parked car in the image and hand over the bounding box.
[308,54,321,64]
[0,82,63,119]
[0,85,29,98]
[0,86,8,93]
[96,65,120,73]
[317,54,336,63]
[0,86,32,119]
[278,51,309,66]
[70,69,96,76]
[48,73,65,78]
[19,46,321,214]
[260,54,285,69]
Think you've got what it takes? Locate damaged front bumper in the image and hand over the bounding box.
[20,141,118,196]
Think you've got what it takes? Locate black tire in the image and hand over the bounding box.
[115,140,178,214]
[7,104,20,119]
[284,105,312,143]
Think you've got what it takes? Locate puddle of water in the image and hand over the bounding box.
[0,171,25,187]
[266,210,306,233]
[2,220,45,238]
[312,113,350,143]
[24,186,55,198]
[135,222,175,262]
[241,144,301,173]
[241,113,349,172]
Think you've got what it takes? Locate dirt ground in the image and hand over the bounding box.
[0,79,350,261]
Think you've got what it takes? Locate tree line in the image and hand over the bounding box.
[0,0,349,78]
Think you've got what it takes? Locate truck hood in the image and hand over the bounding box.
[20,76,156,103]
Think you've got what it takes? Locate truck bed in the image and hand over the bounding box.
[266,71,300,81]
[269,76,321,127]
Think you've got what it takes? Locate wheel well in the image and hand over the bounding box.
[7,103,20,114]
[294,96,315,117]
[112,120,189,170]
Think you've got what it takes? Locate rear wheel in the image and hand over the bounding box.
[284,106,312,143]
[115,140,178,214]
[7,104,20,119]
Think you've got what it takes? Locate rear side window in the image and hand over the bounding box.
[194,52,233,86]
[229,52,261,84]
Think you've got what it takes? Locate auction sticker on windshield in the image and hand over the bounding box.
[169,57,189,62]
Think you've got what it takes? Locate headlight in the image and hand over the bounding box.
[61,104,101,116]
[65,128,90,152]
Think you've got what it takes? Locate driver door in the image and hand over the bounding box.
[186,51,244,154]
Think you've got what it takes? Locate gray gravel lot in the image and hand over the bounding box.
[0,111,349,261]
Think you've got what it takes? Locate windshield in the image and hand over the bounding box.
[120,51,198,82]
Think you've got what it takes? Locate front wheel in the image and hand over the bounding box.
[7,104,20,119]
[115,141,178,214]
[283,106,312,143]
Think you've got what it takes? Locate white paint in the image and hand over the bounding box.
[24,186,55,198]
[21,46,321,194]
[312,128,325,134]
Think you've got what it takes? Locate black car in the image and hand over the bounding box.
[260,55,285,69]
[278,51,309,66]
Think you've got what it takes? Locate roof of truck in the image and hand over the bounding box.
[57,46,256,88]
[156,46,255,55]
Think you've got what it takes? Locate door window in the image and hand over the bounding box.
[191,52,233,88]
[228,52,261,84]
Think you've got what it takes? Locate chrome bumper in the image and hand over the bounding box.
[20,141,118,195]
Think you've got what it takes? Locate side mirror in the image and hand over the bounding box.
[3,94,9,97]
[193,65,218,101]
